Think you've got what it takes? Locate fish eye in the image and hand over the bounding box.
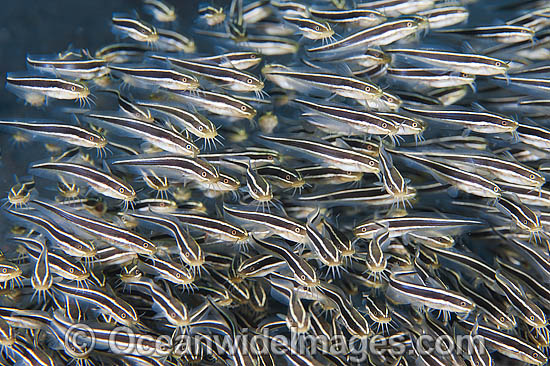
[240,106,247,111]
[294,227,301,233]
[495,61,501,67]
[71,86,76,91]
[315,26,320,31]
[198,126,203,131]
[176,273,181,278]
[143,243,148,248]
[231,230,237,235]
[369,161,375,166]
[247,78,253,84]
[365,86,370,92]
[300,275,306,280]
[185,252,190,257]
[89,136,94,141]
[182,77,187,82]
[120,313,126,318]
[224,178,229,184]
[250,54,256,59]
[268,156,274,160]
[382,123,387,128]
[412,122,418,127]
[501,121,507,125]
[119,188,125,193]
[530,315,535,321]
[362,227,367,232]
[69,268,74,273]
[201,172,207,177]
[77,245,82,249]
[186,144,192,150]
[524,220,528,224]
[460,301,466,307]
[533,352,538,358]
[407,22,412,27]
[285,175,291,180]
[530,174,535,179]
[171,312,176,318]
[252,188,258,193]
[493,187,499,192]
[1,268,6,274]
[500,316,505,322]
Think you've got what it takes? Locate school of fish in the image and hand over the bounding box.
[2,0,550,365]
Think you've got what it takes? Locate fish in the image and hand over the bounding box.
[5,178,36,208]
[6,73,92,107]
[53,282,139,326]
[294,98,399,136]
[400,105,518,134]
[283,16,334,41]
[354,215,482,239]
[128,212,204,269]
[26,52,109,80]
[190,51,262,70]
[260,135,380,174]
[396,152,503,198]
[31,199,156,255]
[31,161,136,205]
[262,65,384,101]
[150,55,265,93]
[108,64,200,91]
[13,236,89,282]
[435,25,534,44]
[253,236,318,287]
[111,155,220,186]
[86,112,199,156]
[387,270,476,313]
[198,5,226,26]
[417,6,469,29]
[172,89,257,119]
[307,18,421,54]
[386,48,509,76]
[111,13,158,43]
[5,208,97,259]
[224,205,307,243]
[156,28,196,53]
[95,43,149,63]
